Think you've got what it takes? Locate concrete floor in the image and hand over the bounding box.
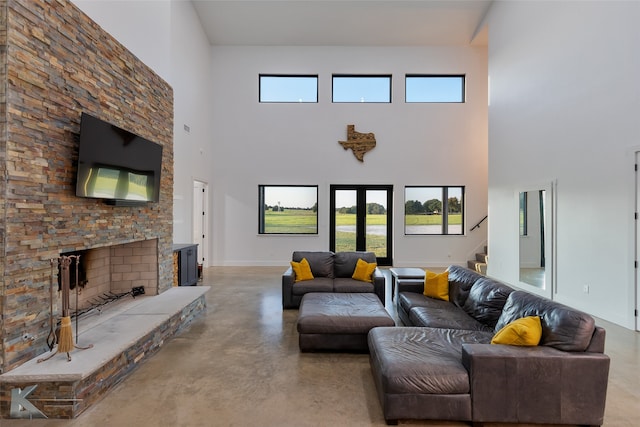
[4,266,639,426]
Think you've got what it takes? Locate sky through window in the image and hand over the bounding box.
[259,75,318,103]
[332,75,391,103]
[405,75,465,103]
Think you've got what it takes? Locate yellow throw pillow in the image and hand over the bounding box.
[352,258,377,282]
[290,258,314,282]
[424,270,449,301]
[491,316,542,346]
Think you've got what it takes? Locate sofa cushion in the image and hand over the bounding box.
[291,277,334,295]
[290,258,314,282]
[424,270,449,301]
[495,291,596,352]
[399,291,451,315]
[446,265,484,308]
[293,251,334,278]
[352,258,377,282]
[333,277,375,293]
[368,327,493,395]
[410,306,494,332]
[462,278,514,329]
[491,316,542,346]
[334,251,376,278]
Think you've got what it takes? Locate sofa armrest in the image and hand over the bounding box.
[282,267,296,309]
[462,343,610,425]
[371,268,386,305]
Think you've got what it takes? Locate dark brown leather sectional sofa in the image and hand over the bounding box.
[368,265,610,426]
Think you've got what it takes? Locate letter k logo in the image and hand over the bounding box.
[10,385,47,419]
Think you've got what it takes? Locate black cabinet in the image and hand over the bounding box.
[173,244,198,286]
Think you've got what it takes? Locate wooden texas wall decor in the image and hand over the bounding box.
[339,124,376,162]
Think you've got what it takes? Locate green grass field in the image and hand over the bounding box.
[334,231,387,257]
[263,209,317,234]
[404,213,462,225]
[334,213,387,257]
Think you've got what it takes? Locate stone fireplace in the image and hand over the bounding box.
[0,0,175,377]
[0,1,211,419]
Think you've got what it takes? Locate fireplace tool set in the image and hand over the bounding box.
[38,255,93,363]
[37,254,147,363]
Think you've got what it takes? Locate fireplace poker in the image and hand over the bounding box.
[46,259,56,351]
[74,255,80,344]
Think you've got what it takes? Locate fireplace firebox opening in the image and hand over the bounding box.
[58,240,159,322]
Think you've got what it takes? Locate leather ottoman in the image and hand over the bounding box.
[297,292,395,352]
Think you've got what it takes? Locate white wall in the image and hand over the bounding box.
[70,1,489,270]
[72,0,214,264]
[72,0,171,82]
[487,1,640,328]
[169,1,215,265]
[210,46,488,266]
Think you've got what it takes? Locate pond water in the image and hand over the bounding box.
[405,225,462,234]
[336,225,387,236]
[336,224,463,235]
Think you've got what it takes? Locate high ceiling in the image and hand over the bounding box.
[191,1,492,47]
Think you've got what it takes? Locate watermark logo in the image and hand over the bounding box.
[10,385,47,419]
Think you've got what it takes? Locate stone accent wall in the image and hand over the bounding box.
[0,0,174,373]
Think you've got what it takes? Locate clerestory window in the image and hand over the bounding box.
[332,75,391,103]
[259,75,318,103]
[405,75,465,103]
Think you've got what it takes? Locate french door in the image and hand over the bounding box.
[330,185,393,266]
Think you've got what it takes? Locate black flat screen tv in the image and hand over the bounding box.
[75,113,163,205]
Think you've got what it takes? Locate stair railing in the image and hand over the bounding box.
[470,215,488,231]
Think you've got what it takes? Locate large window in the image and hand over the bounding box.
[259,75,318,103]
[404,186,464,235]
[258,185,318,234]
[405,75,465,103]
[332,75,391,103]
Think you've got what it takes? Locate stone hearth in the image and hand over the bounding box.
[0,286,208,419]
